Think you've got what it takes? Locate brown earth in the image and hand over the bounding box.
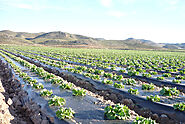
[0,59,52,124]
[0,80,14,124]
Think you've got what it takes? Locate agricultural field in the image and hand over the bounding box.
[0,45,185,124]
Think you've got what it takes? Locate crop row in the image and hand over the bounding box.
[7,46,185,76]
[0,50,160,123]
[1,49,184,112]
[0,51,78,120]
[5,47,185,87]
[1,45,185,123]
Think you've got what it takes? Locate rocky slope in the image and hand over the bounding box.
[0,59,52,124]
[0,80,14,124]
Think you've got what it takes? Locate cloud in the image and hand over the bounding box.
[118,0,136,4]
[164,6,177,11]
[163,0,182,11]
[0,7,4,10]
[166,0,179,5]
[100,0,112,7]
[108,10,126,17]
[14,3,35,10]
[0,0,49,10]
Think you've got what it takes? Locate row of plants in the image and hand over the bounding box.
[20,46,185,74]
[8,47,185,87]
[4,46,185,82]
[20,51,183,100]
[0,49,161,123]
[0,52,75,119]
[0,51,90,120]
[15,51,185,98]
[11,46,184,74]
[3,49,185,112]
[105,103,158,123]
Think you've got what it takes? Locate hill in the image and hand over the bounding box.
[97,38,161,49]
[0,30,44,44]
[160,43,185,49]
[0,30,184,50]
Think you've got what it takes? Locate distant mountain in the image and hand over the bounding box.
[98,38,161,49]
[94,38,106,41]
[0,30,33,44]
[0,30,44,38]
[0,30,184,50]
[0,30,44,44]
[24,31,99,45]
[32,31,95,40]
[126,38,160,47]
[160,43,185,49]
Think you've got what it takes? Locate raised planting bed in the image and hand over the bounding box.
[0,52,139,123]
[6,50,185,123]
[16,49,185,92]
[6,49,185,93]
[0,57,53,124]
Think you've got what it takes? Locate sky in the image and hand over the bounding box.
[0,0,185,43]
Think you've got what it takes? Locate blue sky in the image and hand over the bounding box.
[0,0,185,43]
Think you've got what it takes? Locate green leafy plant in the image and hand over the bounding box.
[76,66,87,71]
[142,83,155,90]
[23,76,31,82]
[128,88,139,95]
[91,74,100,80]
[83,73,92,78]
[123,78,136,85]
[114,83,124,88]
[165,69,175,73]
[102,79,113,85]
[146,95,160,102]
[43,73,55,80]
[119,69,126,73]
[19,72,27,77]
[111,67,116,70]
[86,68,95,73]
[72,88,86,96]
[59,82,73,89]
[173,103,185,112]
[33,83,44,89]
[40,89,53,97]
[142,73,152,78]
[51,78,63,84]
[56,107,75,119]
[104,73,113,78]
[28,79,37,85]
[149,71,158,75]
[136,68,146,73]
[48,95,66,106]
[157,77,164,80]
[66,68,75,73]
[180,69,185,74]
[160,87,179,96]
[175,75,184,80]
[104,104,130,120]
[128,70,139,76]
[172,79,181,84]
[74,69,83,74]
[162,73,171,77]
[133,116,157,124]
[113,75,123,81]
[94,69,104,75]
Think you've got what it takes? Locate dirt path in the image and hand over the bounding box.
[0,79,14,124]
[0,58,52,124]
